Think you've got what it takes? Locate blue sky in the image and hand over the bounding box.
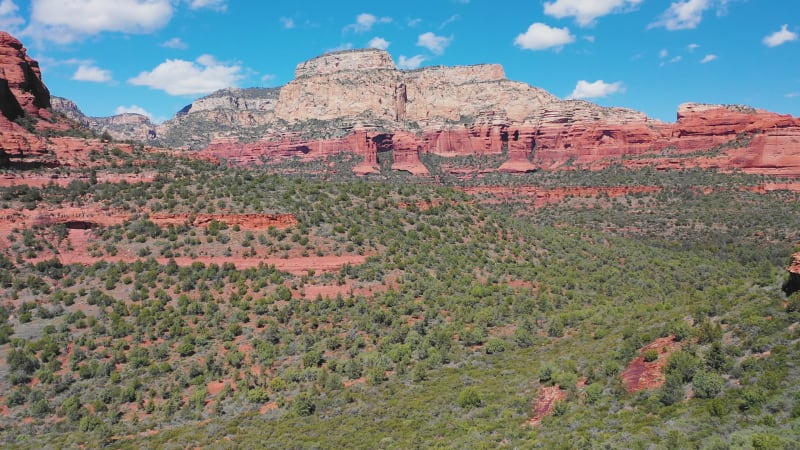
[1,0,798,123]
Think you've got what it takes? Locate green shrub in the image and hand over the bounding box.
[692,370,724,398]
[484,338,505,354]
[643,349,659,362]
[457,387,482,409]
[247,387,269,404]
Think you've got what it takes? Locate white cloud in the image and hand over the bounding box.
[345,13,391,33]
[328,43,353,52]
[786,92,800,99]
[0,0,23,30]
[188,0,227,11]
[128,54,243,96]
[700,54,717,63]
[514,23,575,51]
[440,14,460,29]
[688,43,700,51]
[417,32,452,55]
[280,17,295,29]
[72,64,112,83]
[368,37,390,50]
[407,18,422,27]
[568,80,624,99]
[161,37,188,49]
[397,55,426,70]
[28,0,174,40]
[650,0,713,30]
[763,24,798,48]
[260,74,276,87]
[659,49,669,58]
[115,105,152,118]
[0,0,17,15]
[670,56,682,63]
[544,0,643,27]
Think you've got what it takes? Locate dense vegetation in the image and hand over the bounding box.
[0,152,798,448]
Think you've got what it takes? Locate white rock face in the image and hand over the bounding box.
[51,96,156,142]
[183,88,278,115]
[58,49,656,147]
[294,49,396,78]
[275,49,647,129]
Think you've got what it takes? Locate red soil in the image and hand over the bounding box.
[150,213,297,230]
[259,402,278,414]
[0,204,297,231]
[527,385,566,426]
[0,172,157,188]
[461,185,662,207]
[621,336,682,393]
[43,229,367,274]
[206,380,228,396]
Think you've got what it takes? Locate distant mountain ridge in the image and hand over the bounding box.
[38,46,800,178]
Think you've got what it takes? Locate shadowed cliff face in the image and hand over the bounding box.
[0,32,50,122]
[785,253,800,296]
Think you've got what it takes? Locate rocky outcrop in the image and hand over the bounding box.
[0,32,50,122]
[153,87,280,149]
[785,253,800,296]
[53,46,800,177]
[196,49,800,176]
[51,96,156,142]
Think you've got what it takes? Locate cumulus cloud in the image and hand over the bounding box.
[688,43,700,51]
[368,37,390,50]
[115,105,152,118]
[0,0,24,30]
[763,24,798,47]
[72,64,112,83]
[345,13,391,33]
[188,0,226,11]
[397,55,426,70]
[161,37,188,49]
[649,0,729,30]
[568,80,624,99]
[0,0,18,15]
[22,0,179,42]
[700,54,717,63]
[417,32,452,55]
[514,23,575,51]
[128,54,243,96]
[544,0,643,27]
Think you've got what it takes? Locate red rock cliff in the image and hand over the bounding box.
[0,31,50,123]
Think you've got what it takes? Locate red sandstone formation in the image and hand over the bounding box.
[622,336,682,393]
[789,253,800,277]
[199,103,800,177]
[193,49,800,177]
[0,32,50,122]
